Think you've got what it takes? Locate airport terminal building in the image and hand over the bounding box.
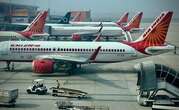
[0,2,38,23]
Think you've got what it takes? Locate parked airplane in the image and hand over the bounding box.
[51,12,143,37]
[70,12,129,26]
[0,11,174,74]
[71,23,104,41]
[0,11,48,41]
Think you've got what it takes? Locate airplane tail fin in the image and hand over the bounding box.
[135,11,173,46]
[122,12,143,31]
[58,12,71,24]
[23,11,48,34]
[116,12,129,26]
[71,12,81,22]
[123,11,173,54]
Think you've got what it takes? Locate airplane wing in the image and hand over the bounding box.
[35,46,101,64]
[72,23,103,41]
[74,23,103,36]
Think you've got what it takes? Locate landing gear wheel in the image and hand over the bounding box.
[27,89,31,94]
[36,90,41,95]
[6,61,11,71]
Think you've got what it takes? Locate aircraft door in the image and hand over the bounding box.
[0,42,8,58]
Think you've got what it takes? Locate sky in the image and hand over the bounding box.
[2,0,179,19]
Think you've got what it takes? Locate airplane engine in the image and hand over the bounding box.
[71,34,81,41]
[32,60,54,74]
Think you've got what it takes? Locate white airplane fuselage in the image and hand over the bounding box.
[69,21,118,26]
[0,41,146,63]
[52,26,124,36]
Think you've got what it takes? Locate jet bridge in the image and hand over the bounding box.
[135,61,179,109]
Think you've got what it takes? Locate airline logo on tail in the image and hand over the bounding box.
[122,12,143,31]
[18,11,48,39]
[116,12,129,26]
[123,11,173,54]
[71,12,81,22]
[23,11,48,33]
[141,12,172,46]
[71,12,87,22]
[58,12,71,24]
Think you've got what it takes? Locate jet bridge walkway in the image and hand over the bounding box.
[134,61,179,109]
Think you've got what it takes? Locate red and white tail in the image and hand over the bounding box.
[122,12,143,31]
[135,11,173,46]
[71,12,87,22]
[71,12,81,22]
[23,11,48,33]
[124,11,173,54]
[116,12,129,26]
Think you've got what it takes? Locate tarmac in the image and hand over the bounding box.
[0,22,179,110]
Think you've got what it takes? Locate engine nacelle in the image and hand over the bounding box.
[71,34,81,41]
[32,60,54,74]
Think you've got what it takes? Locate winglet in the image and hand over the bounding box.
[89,46,101,60]
[98,22,103,32]
[93,24,103,42]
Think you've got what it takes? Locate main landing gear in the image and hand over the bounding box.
[5,61,14,71]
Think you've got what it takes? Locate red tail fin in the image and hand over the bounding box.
[71,12,86,22]
[122,12,143,31]
[71,12,81,22]
[23,11,48,33]
[124,11,173,54]
[116,12,129,26]
[135,11,173,46]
